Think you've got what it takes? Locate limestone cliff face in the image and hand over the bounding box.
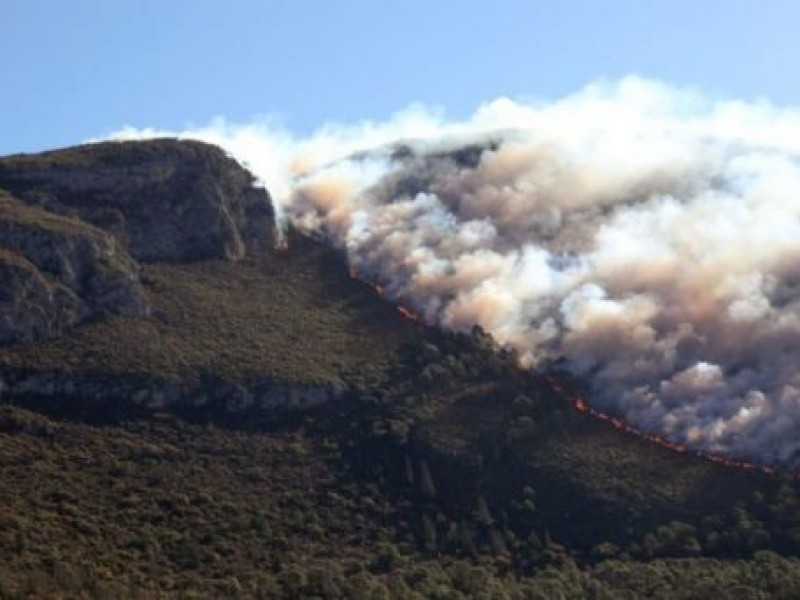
[0,191,148,344]
[0,139,276,345]
[0,139,330,413]
[0,249,80,345]
[0,139,275,262]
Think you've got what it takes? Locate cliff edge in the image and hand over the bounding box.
[0,139,275,344]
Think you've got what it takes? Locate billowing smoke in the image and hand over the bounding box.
[110,77,800,467]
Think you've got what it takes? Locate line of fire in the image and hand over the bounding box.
[543,374,778,477]
[349,264,780,478]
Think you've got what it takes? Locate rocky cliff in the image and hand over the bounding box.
[0,138,275,263]
[0,190,148,344]
[0,139,275,345]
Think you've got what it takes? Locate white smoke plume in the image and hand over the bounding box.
[110,77,800,467]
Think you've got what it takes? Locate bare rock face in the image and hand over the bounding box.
[0,138,276,345]
[0,192,149,344]
[0,250,81,344]
[0,139,275,262]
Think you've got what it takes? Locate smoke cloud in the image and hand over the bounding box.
[110,77,800,467]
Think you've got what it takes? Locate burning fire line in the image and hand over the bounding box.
[544,375,777,476]
[348,265,423,324]
[349,263,777,476]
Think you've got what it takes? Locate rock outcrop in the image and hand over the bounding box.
[0,138,327,414]
[0,139,275,262]
[0,139,276,345]
[0,191,148,345]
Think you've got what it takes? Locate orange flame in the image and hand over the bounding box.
[397,305,422,323]
[347,263,424,324]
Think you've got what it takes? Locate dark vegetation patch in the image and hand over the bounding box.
[2,400,800,598]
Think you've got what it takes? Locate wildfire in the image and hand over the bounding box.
[574,395,589,413]
[396,305,422,323]
[347,266,777,475]
[347,264,424,324]
[544,375,777,476]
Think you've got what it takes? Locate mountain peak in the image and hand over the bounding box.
[0,139,276,344]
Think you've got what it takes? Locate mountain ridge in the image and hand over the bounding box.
[0,139,274,345]
[1,138,799,597]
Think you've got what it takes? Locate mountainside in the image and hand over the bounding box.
[1,139,799,598]
[0,140,274,347]
[0,139,275,262]
[0,189,148,345]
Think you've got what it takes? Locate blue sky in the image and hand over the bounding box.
[1,0,797,155]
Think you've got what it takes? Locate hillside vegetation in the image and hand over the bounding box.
[0,230,418,388]
[1,140,800,598]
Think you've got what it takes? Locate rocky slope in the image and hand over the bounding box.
[0,190,148,344]
[0,138,274,262]
[0,139,275,345]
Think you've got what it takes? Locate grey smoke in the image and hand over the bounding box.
[111,77,800,467]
